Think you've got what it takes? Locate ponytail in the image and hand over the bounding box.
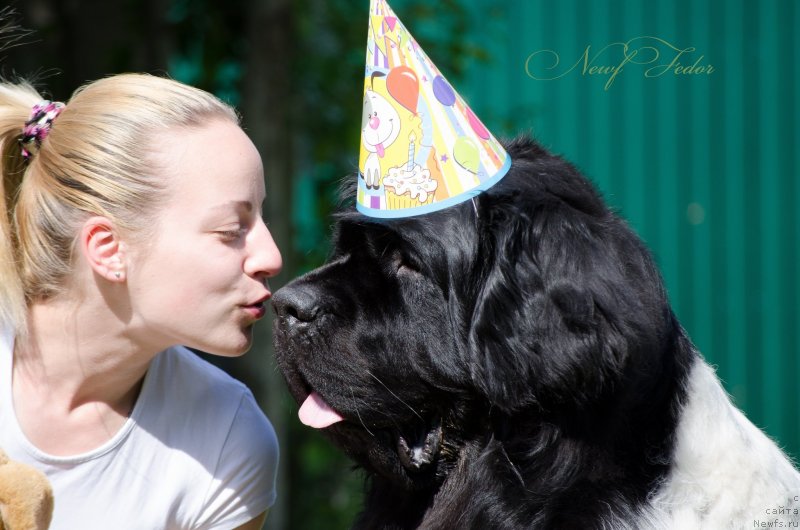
[0,82,41,332]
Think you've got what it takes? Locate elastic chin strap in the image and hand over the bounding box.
[471,197,479,219]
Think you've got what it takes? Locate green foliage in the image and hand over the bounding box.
[165,0,246,105]
[289,427,365,528]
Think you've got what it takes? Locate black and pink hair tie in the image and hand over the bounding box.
[20,100,65,161]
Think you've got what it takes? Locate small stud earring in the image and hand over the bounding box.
[115,272,121,279]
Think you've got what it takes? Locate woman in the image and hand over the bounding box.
[0,73,281,529]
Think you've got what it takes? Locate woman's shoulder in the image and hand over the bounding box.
[134,344,276,456]
[129,346,278,526]
[136,346,268,437]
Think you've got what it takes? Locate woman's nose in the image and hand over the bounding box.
[245,218,283,278]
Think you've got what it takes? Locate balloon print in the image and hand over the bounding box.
[453,136,479,174]
[466,107,490,140]
[387,66,419,114]
[432,76,456,107]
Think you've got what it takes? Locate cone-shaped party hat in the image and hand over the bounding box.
[357,0,511,218]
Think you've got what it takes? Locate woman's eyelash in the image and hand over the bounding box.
[218,213,266,241]
[218,227,247,239]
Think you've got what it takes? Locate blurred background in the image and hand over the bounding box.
[2,0,796,528]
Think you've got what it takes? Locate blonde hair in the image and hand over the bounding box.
[0,73,239,332]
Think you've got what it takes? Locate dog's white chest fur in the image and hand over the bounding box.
[638,359,800,529]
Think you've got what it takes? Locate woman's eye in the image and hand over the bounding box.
[218,227,247,241]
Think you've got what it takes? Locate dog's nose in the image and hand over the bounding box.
[272,284,320,323]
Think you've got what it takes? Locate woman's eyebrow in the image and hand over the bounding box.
[210,200,254,213]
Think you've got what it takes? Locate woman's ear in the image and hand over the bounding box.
[80,217,127,282]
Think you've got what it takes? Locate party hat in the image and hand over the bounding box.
[357,0,511,218]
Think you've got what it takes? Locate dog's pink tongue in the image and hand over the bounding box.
[299,392,344,428]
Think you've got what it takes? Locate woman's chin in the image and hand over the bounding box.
[194,328,254,358]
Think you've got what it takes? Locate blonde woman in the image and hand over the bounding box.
[0,74,281,529]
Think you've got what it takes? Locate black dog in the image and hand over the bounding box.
[272,137,800,529]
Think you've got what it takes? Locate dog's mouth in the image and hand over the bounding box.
[396,417,443,472]
[297,389,443,474]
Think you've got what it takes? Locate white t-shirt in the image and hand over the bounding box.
[0,330,278,529]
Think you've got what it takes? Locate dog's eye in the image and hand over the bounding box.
[392,250,420,276]
[398,262,418,275]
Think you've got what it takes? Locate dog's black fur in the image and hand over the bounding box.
[272,136,697,528]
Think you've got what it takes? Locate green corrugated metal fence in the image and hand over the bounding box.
[453,0,799,458]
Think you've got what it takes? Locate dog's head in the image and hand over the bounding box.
[273,136,676,489]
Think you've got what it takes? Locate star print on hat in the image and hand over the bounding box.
[357,0,511,218]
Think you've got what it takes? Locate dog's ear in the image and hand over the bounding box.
[466,150,668,412]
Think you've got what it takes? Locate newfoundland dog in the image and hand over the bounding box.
[272,137,800,529]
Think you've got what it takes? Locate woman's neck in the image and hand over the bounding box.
[11,298,157,456]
